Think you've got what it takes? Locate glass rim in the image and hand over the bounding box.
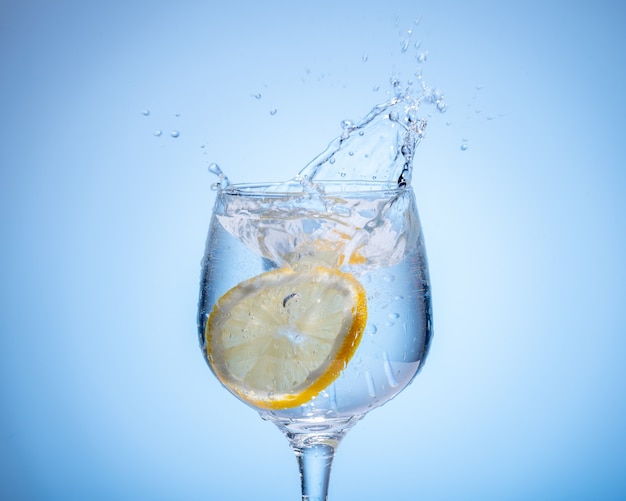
[219,180,406,196]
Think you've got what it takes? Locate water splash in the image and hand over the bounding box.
[208,163,230,190]
[295,82,444,187]
[210,20,445,191]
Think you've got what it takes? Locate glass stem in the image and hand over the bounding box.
[293,442,336,501]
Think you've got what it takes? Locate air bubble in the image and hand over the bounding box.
[153,130,162,137]
[270,109,277,115]
[141,109,150,116]
[170,130,180,138]
[461,143,469,151]
[366,324,378,336]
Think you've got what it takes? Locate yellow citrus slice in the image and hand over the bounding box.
[205,266,367,410]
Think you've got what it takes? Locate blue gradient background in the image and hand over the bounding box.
[1,1,625,500]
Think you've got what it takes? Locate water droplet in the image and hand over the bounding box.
[329,158,336,164]
[341,119,354,130]
[362,53,368,62]
[348,151,354,156]
[400,39,409,53]
[208,163,222,176]
[372,85,380,92]
[141,109,150,116]
[269,109,277,116]
[170,130,180,138]
[386,312,399,327]
[461,143,469,151]
[153,130,162,137]
[252,93,262,99]
[200,144,205,149]
[175,113,180,117]
[416,51,428,63]
[208,163,230,188]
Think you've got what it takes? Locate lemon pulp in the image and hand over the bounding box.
[205,266,367,410]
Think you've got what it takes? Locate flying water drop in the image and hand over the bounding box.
[208,163,230,189]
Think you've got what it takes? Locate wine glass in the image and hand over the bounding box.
[197,179,432,500]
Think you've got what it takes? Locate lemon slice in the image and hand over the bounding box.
[205,266,367,410]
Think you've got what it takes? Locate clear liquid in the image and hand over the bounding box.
[296,95,427,187]
[198,185,432,430]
